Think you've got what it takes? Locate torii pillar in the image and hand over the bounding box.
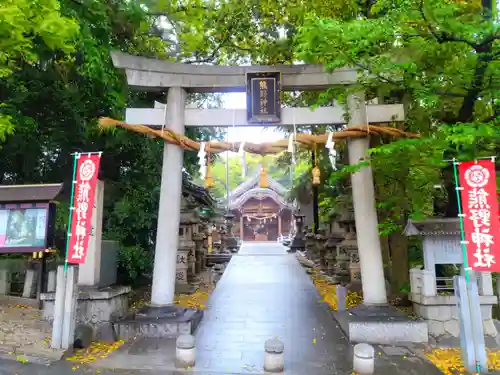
[347,92,387,305]
[151,87,186,306]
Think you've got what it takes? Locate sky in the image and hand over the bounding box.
[222,92,285,144]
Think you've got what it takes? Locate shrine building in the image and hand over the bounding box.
[228,173,293,242]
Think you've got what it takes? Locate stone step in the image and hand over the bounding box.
[113,308,203,341]
[332,305,429,345]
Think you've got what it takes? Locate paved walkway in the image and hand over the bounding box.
[86,242,443,374]
[194,242,352,374]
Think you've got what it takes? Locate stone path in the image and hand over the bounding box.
[194,242,352,374]
[91,242,444,374]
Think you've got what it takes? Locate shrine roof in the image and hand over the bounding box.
[229,187,293,211]
[229,172,288,201]
[403,218,461,236]
[0,183,63,203]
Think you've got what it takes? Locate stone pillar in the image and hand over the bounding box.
[23,269,37,298]
[178,205,197,294]
[335,238,351,285]
[325,231,343,280]
[51,265,78,350]
[187,223,198,283]
[176,234,190,294]
[151,87,186,306]
[316,230,328,271]
[478,272,494,296]
[0,269,10,295]
[305,232,316,261]
[278,215,282,237]
[240,215,244,240]
[187,247,196,281]
[347,92,387,305]
[47,270,57,293]
[193,232,206,274]
[78,180,104,287]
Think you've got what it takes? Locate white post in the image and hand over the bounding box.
[353,343,375,374]
[151,87,186,306]
[0,269,10,295]
[22,269,37,298]
[78,180,104,287]
[347,92,387,305]
[47,270,57,293]
[61,265,78,349]
[51,266,66,349]
[477,272,493,296]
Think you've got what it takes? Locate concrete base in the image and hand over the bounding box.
[175,283,198,295]
[113,305,203,341]
[332,305,428,345]
[410,294,498,343]
[41,285,131,342]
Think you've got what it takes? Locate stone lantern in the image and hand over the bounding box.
[288,210,306,253]
[305,231,317,262]
[324,229,344,280]
[315,228,328,271]
[337,209,360,285]
[192,225,207,275]
[224,212,239,253]
[176,207,197,294]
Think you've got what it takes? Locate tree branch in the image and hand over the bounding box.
[418,0,477,49]
[353,61,467,98]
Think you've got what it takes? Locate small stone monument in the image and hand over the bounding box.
[315,229,328,271]
[176,206,198,294]
[288,210,306,253]
[224,212,239,253]
[404,218,498,344]
[338,210,360,287]
[324,229,344,281]
[41,181,130,342]
[193,229,206,275]
[305,231,317,261]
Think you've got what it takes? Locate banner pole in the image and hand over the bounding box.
[452,158,482,373]
[63,153,79,272]
[452,159,471,283]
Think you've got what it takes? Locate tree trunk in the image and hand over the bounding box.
[389,229,409,295]
[379,235,392,292]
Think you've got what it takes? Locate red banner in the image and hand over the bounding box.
[458,160,500,272]
[67,153,101,264]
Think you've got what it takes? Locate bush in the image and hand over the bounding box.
[117,245,153,286]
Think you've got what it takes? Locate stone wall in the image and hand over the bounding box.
[41,286,130,341]
[412,299,497,338]
[410,268,498,339]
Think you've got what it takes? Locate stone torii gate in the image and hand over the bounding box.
[111,52,405,308]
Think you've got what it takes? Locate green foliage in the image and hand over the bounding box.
[208,153,292,200]
[117,245,153,286]
[293,0,499,234]
[0,0,78,140]
[297,0,499,124]
[0,0,220,285]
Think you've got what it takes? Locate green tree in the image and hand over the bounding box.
[294,0,499,292]
[0,0,220,285]
[207,153,292,200]
[0,0,78,139]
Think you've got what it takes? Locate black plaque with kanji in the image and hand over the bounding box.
[246,72,281,123]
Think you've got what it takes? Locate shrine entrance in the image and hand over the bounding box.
[243,213,279,242]
[228,172,293,242]
[104,51,412,307]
